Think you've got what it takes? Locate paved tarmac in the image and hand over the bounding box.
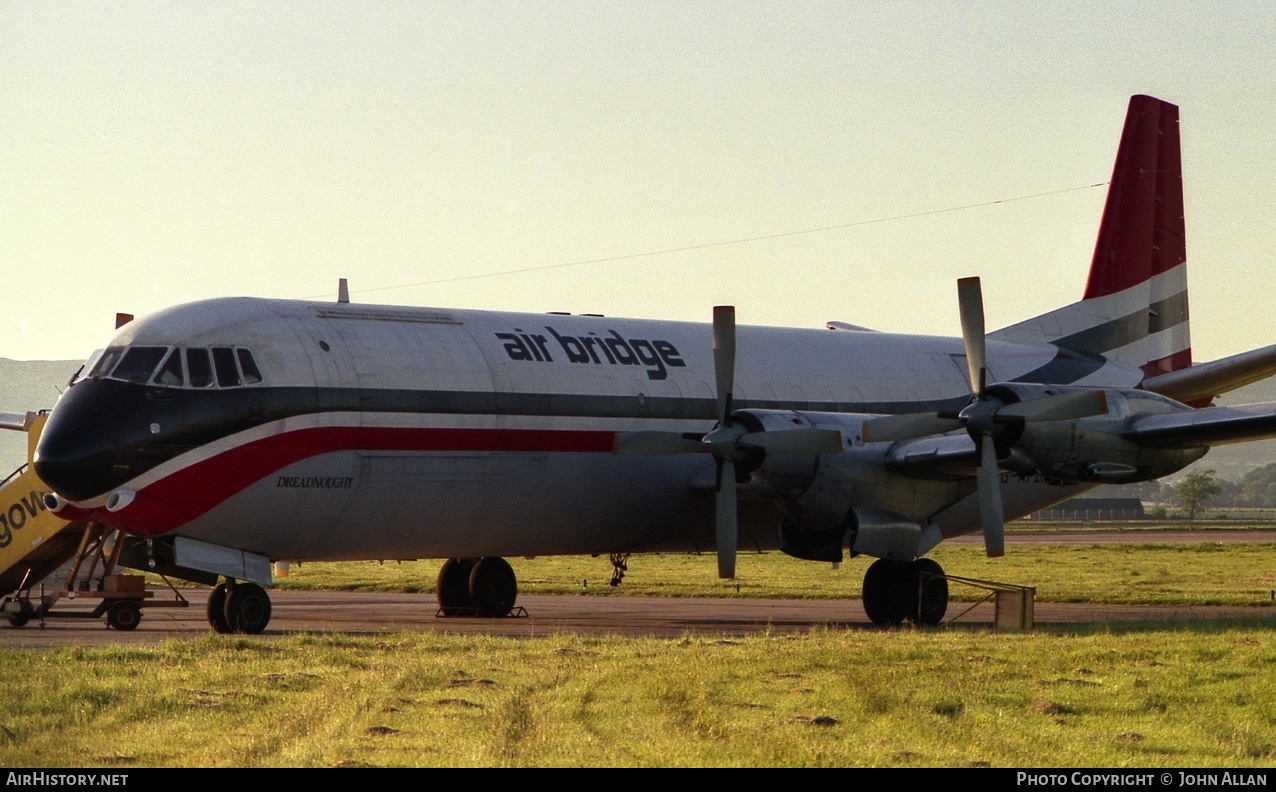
[2,530,1273,648]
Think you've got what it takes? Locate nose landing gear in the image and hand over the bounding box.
[206,580,272,634]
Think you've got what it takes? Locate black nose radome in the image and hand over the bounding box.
[33,380,140,502]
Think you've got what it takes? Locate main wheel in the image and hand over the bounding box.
[468,557,518,618]
[224,582,272,634]
[207,583,232,633]
[862,559,908,625]
[907,558,948,626]
[106,600,142,631]
[436,558,477,616]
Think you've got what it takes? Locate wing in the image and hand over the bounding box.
[1125,401,1276,448]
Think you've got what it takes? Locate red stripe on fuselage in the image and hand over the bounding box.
[92,426,621,537]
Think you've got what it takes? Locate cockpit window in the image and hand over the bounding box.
[70,349,107,386]
[110,347,169,384]
[71,344,265,389]
[88,347,125,379]
[212,347,241,387]
[152,349,184,387]
[186,348,214,388]
[237,349,263,384]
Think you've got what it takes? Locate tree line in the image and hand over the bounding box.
[1104,463,1276,519]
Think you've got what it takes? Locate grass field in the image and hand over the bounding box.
[2,525,1275,768]
[271,530,1276,607]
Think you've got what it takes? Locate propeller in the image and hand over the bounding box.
[956,277,1006,557]
[861,277,1109,558]
[613,305,842,579]
[709,306,741,579]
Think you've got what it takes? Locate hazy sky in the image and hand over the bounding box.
[3,2,1274,366]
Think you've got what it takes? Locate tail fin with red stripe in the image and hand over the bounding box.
[993,95,1190,380]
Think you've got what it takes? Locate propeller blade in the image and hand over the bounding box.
[956,277,987,396]
[998,390,1109,423]
[613,431,706,456]
[738,428,844,454]
[976,436,1005,558]
[861,412,964,443]
[716,457,738,579]
[713,306,736,424]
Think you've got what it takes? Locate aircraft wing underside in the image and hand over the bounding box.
[1125,401,1276,448]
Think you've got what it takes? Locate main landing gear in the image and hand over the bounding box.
[206,579,273,634]
[436,557,520,618]
[861,557,949,627]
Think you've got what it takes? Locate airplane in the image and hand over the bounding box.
[10,93,1276,634]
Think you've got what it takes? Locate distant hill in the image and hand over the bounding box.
[0,358,80,473]
[2,355,1276,483]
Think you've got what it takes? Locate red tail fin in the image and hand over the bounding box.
[1084,95,1190,376]
[991,96,1191,384]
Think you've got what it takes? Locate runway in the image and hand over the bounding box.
[3,530,1274,648]
[3,589,1273,649]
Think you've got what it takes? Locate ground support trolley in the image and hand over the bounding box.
[2,522,189,631]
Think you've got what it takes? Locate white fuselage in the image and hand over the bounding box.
[46,297,1139,563]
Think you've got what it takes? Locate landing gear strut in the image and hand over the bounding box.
[609,553,630,587]
[861,557,949,626]
[436,557,519,617]
[206,580,272,634]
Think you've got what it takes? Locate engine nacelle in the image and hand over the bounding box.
[997,388,1207,484]
[734,409,972,562]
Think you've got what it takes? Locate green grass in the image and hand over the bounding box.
[272,541,1276,607]
[2,624,1274,767]
[5,529,1275,768]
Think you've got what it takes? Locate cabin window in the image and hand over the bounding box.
[111,347,169,384]
[212,347,241,387]
[152,349,184,387]
[237,349,263,384]
[186,348,214,388]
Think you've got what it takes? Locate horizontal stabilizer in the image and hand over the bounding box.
[1126,402,1276,448]
[1140,343,1276,406]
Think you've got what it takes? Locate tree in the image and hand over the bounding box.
[1174,469,1222,520]
[1238,463,1276,508]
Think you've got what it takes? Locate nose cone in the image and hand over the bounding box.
[33,380,136,502]
[33,442,114,503]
